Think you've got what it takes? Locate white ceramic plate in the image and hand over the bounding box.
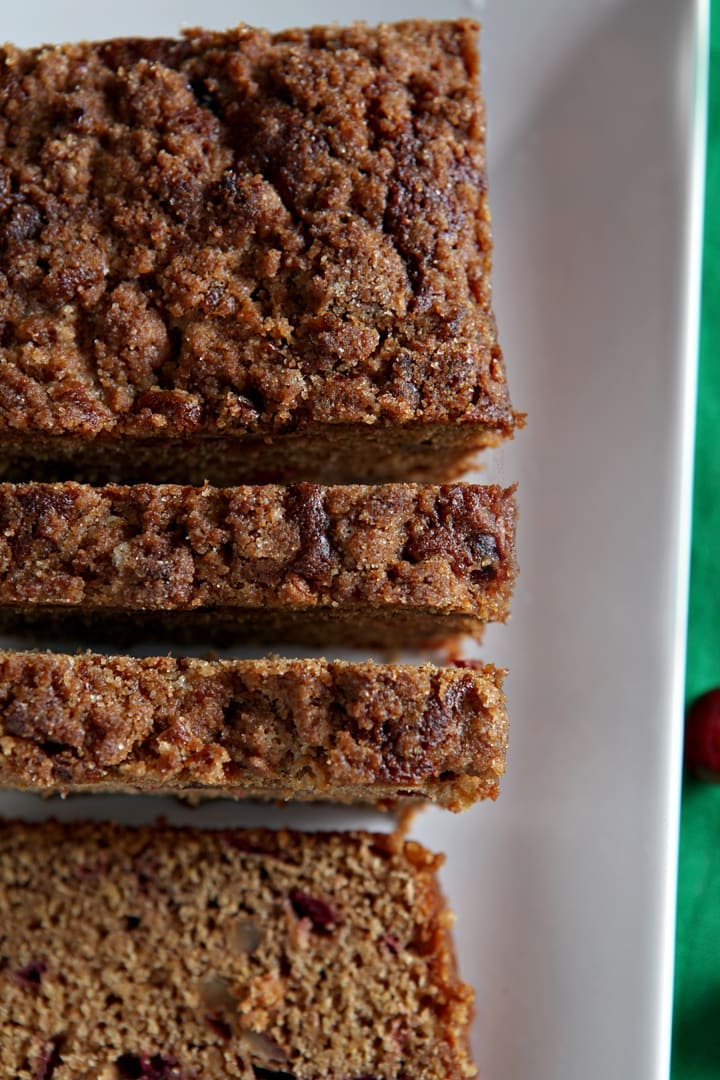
[0,3,708,1078]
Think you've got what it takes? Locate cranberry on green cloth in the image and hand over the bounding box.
[685,689,720,779]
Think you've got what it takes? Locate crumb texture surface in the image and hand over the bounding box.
[0,652,508,809]
[0,20,514,455]
[0,482,516,644]
[0,821,477,1078]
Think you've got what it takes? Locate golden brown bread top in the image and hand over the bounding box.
[0,652,508,809]
[0,20,515,445]
[0,481,517,616]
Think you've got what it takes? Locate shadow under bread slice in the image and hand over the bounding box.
[0,819,477,1078]
[0,652,507,811]
[0,481,517,647]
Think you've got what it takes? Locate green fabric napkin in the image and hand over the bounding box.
[671,6,720,1078]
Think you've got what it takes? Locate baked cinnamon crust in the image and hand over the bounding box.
[0,19,519,484]
[0,652,508,810]
[0,481,517,646]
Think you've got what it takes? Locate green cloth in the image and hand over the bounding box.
[671,5,720,1078]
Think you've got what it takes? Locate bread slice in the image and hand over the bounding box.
[0,481,516,647]
[0,820,477,1078]
[0,651,507,810]
[0,19,520,486]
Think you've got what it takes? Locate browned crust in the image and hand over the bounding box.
[0,481,517,646]
[0,819,477,1077]
[0,652,507,810]
[0,20,516,480]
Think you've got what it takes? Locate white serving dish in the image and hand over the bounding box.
[0,2,708,1078]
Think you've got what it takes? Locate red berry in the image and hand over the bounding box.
[289,889,339,930]
[685,689,720,778]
